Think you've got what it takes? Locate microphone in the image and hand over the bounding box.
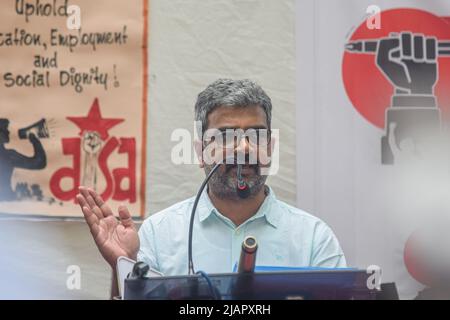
[236,164,250,199]
[231,236,258,299]
[129,261,150,279]
[237,236,258,273]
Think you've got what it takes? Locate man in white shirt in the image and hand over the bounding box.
[76,79,346,298]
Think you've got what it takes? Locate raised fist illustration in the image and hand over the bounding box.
[376,32,438,95]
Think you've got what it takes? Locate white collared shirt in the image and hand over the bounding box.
[138,187,347,275]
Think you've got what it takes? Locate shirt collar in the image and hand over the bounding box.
[197,186,281,228]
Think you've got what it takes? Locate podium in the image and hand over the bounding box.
[124,269,377,300]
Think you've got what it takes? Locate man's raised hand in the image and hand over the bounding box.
[76,186,140,268]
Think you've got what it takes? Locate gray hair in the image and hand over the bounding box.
[194,79,272,136]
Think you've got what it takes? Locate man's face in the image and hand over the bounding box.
[202,105,272,200]
[0,124,10,144]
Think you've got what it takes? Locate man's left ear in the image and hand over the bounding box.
[194,139,205,168]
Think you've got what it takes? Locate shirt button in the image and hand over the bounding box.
[236,229,241,235]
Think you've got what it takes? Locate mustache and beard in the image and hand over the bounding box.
[204,161,268,200]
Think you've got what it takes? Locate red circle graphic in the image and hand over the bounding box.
[342,8,450,129]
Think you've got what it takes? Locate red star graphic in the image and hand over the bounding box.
[67,98,124,140]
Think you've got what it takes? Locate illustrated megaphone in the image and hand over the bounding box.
[18,118,50,139]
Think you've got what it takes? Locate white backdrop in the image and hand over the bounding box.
[296,0,450,299]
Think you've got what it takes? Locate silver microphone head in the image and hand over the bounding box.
[238,236,258,273]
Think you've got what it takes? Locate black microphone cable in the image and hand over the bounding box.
[188,160,224,275]
[188,158,252,275]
